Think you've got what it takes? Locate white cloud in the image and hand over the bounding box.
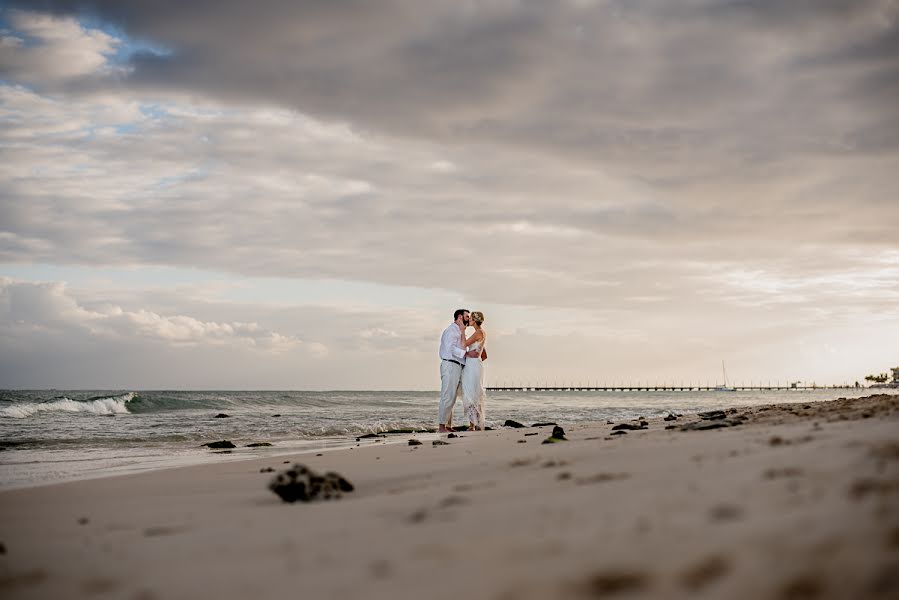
[0,11,122,85]
[0,277,304,352]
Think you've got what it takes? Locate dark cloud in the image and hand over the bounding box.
[7,0,897,167]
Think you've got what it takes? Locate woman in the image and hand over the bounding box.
[460,311,487,431]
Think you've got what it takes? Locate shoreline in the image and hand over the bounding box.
[0,394,896,599]
[2,389,892,491]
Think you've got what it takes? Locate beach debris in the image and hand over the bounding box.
[271,414,281,417]
[202,440,236,449]
[542,425,567,444]
[356,433,385,441]
[433,440,450,446]
[246,442,272,447]
[260,467,274,473]
[532,422,557,427]
[504,419,526,428]
[518,440,527,443]
[316,453,323,456]
[664,413,679,421]
[213,413,230,418]
[612,423,647,431]
[268,463,354,503]
[764,467,803,480]
[447,433,458,438]
[77,517,89,525]
[525,432,539,436]
[408,439,422,446]
[575,473,630,485]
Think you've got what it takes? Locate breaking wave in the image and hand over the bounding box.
[0,392,135,419]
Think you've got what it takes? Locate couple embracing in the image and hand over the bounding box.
[438,309,488,433]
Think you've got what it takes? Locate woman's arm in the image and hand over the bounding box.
[462,330,483,348]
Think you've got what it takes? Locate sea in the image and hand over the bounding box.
[0,388,891,489]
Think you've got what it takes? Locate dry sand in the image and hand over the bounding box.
[1,394,897,599]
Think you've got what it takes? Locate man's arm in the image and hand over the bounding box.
[442,327,467,360]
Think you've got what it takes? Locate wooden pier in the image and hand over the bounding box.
[486,385,856,392]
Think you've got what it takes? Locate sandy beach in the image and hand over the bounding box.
[1,394,896,600]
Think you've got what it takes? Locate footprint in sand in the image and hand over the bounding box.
[679,555,730,591]
[580,569,650,596]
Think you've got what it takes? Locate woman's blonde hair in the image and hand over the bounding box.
[470,311,485,325]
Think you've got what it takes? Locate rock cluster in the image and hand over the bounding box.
[268,464,354,503]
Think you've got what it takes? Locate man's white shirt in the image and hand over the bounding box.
[439,323,467,364]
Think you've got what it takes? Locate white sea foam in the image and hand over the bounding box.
[0,392,135,418]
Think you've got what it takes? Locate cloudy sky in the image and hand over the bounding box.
[1,0,897,390]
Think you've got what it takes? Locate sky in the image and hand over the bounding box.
[1,0,897,390]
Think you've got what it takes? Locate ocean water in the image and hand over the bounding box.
[0,388,889,489]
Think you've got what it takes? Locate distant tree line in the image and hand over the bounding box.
[864,373,890,384]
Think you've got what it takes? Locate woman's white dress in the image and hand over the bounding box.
[461,339,486,430]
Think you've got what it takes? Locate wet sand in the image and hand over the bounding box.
[1,394,897,599]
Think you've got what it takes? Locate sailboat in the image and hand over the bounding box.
[715,361,736,392]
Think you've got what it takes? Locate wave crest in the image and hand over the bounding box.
[1,392,135,419]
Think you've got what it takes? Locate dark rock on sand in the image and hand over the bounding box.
[525,432,539,436]
[383,428,417,434]
[697,410,727,421]
[246,442,272,447]
[611,430,628,436]
[77,517,89,525]
[612,423,647,431]
[664,413,678,421]
[269,464,354,503]
[447,433,458,438]
[202,440,236,449]
[665,425,678,430]
[356,433,384,440]
[408,439,423,446]
[504,419,526,428]
[542,425,568,444]
[0,542,5,554]
[681,420,740,431]
[271,414,281,417]
[433,440,450,446]
[532,422,557,427]
[214,413,230,418]
[260,467,274,473]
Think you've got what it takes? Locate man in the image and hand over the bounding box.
[438,309,480,432]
